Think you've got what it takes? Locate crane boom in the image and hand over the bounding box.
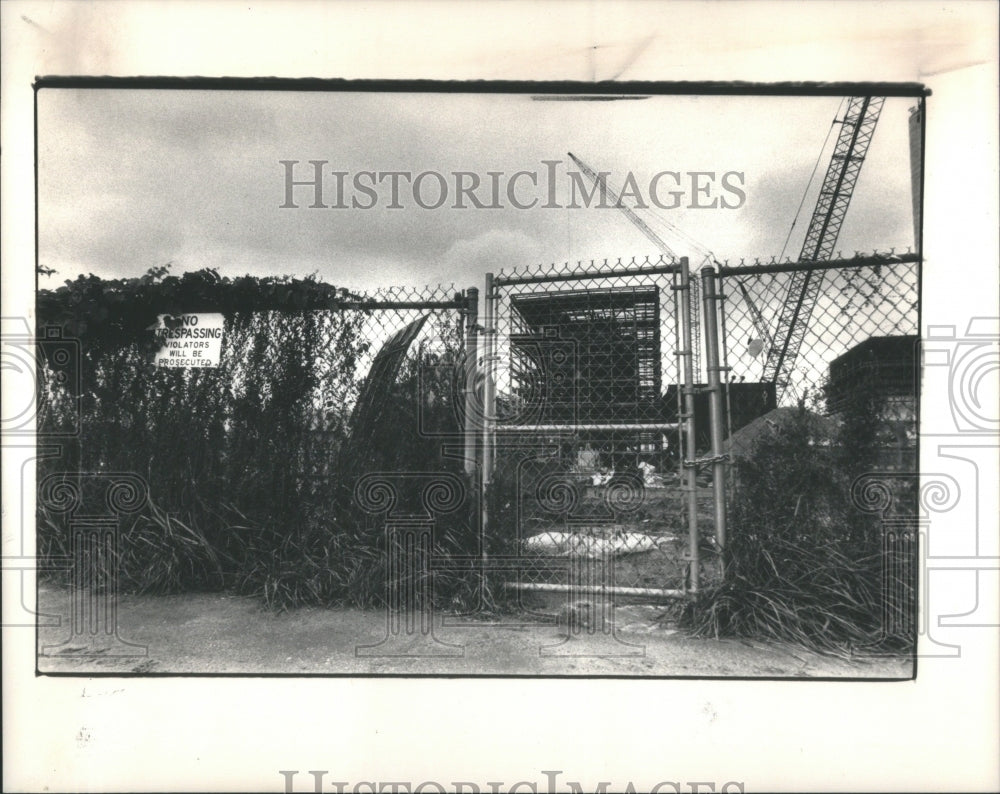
[568,150,703,378]
[738,280,775,354]
[763,96,885,395]
[567,152,677,258]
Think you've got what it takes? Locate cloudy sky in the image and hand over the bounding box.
[37,88,918,293]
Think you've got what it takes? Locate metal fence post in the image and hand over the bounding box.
[462,287,479,476]
[480,274,497,555]
[676,257,699,593]
[701,265,728,555]
[716,268,736,513]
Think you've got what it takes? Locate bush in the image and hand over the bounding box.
[36,268,490,613]
[680,406,914,657]
[39,497,230,595]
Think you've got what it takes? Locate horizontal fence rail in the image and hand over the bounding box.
[715,250,919,276]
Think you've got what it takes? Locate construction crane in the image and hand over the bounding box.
[567,152,679,259]
[737,279,775,358]
[567,150,714,381]
[763,96,885,398]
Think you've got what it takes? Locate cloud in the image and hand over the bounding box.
[36,91,917,290]
[436,228,541,285]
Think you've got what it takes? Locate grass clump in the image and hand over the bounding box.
[680,405,914,658]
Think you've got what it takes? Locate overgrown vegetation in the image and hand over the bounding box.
[680,383,916,657]
[37,267,486,612]
[37,265,917,645]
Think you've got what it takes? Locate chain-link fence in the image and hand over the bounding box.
[36,274,476,605]
[34,250,920,627]
[703,251,919,650]
[41,282,468,502]
[715,251,919,452]
[484,255,714,597]
[480,250,918,607]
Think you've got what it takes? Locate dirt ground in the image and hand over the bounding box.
[36,583,913,678]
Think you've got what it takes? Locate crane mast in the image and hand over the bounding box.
[763,96,885,396]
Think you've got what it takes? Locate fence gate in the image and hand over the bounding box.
[481,255,715,603]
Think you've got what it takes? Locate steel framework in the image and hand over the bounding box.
[764,96,886,398]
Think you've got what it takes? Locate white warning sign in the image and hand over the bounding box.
[152,313,224,368]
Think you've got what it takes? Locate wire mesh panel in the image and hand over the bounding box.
[717,253,919,416]
[36,279,472,596]
[488,255,713,596]
[711,252,920,650]
[212,285,469,501]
